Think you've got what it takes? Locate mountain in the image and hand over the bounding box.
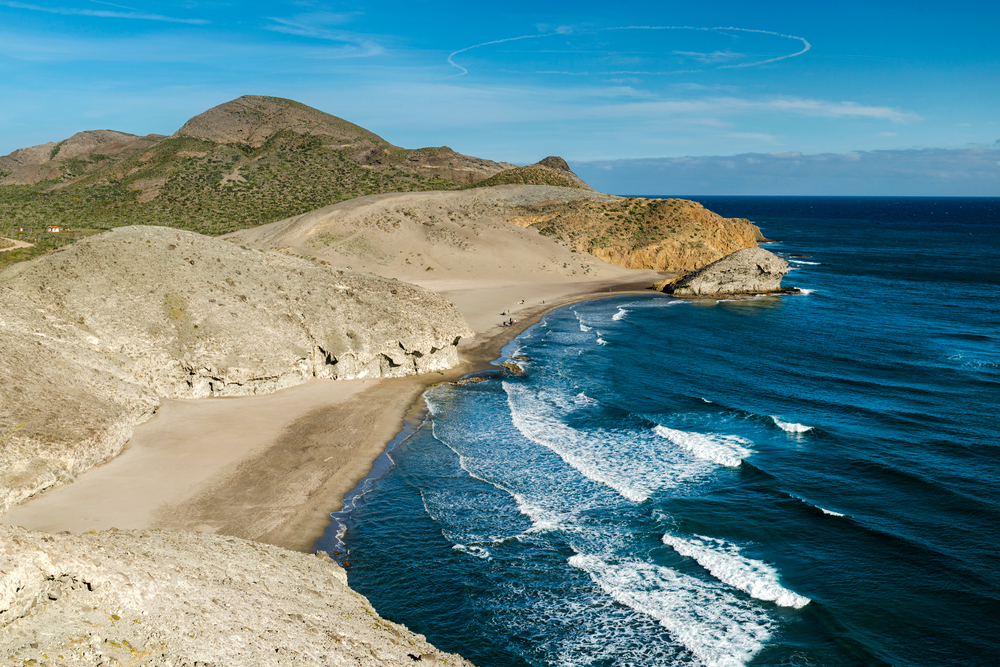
[0,95,537,252]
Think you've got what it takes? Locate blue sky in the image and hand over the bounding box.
[1,0,998,194]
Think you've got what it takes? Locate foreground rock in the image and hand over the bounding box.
[663,247,791,296]
[0,524,473,666]
[0,226,472,514]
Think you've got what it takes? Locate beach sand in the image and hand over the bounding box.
[2,275,664,552]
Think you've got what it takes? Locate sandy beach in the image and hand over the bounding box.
[2,274,664,552]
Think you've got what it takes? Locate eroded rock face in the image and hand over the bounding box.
[0,226,473,513]
[664,247,791,296]
[0,525,475,667]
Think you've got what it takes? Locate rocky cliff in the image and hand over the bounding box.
[662,247,791,296]
[0,225,472,514]
[0,524,473,666]
[506,196,764,272]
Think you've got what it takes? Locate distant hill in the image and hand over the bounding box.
[464,157,593,191]
[0,95,571,264]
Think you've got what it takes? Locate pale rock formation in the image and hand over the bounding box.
[0,225,473,514]
[0,524,474,667]
[663,247,791,296]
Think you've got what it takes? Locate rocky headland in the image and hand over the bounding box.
[0,225,472,515]
[504,196,765,272]
[661,246,792,296]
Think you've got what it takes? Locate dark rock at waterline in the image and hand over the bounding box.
[662,247,791,296]
[500,361,527,377]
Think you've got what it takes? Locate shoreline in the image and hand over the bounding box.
[311,278,668,555]
[1,276,668,553]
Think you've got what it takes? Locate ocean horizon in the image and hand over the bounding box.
[318,195,1000,666]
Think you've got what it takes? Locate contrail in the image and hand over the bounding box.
[447,25,811,76]
[447,33,554,76]
[711,27,811,68]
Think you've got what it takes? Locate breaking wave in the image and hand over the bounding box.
[771,417,813,433]
[569,553,773,667]
[653,425,753,467]
[662,534,810,608]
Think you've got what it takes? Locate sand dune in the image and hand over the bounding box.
[224,184,651,287]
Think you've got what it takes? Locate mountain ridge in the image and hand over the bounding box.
[0,96,594,265]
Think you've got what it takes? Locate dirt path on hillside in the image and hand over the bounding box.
[0,237,33,252]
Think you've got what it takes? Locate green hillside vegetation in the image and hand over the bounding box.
[0,133,463,266]
[463,166,582,190]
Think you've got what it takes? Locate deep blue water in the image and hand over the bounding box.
[318,197,1000,667]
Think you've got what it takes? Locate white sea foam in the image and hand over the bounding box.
[452,544,491,559]
[788,259,821,265]
[506,384,709,502]
[771,417,813,433]
[653,425,752,467]
[797,288,815,295]
[574,392,599,406]
[789,493,846,518]
[612,307,629,321]
[512,493,577,534]
[569,553,773,667]
[573,310,592,332]
[596,334,608,346]
[662,534,810,608]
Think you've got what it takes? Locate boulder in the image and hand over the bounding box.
[663,247,791,296]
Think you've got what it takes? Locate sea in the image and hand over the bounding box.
[315,196,1000,667]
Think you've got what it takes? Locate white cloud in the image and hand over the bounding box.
[671,50,744,63]
[263,13,382,57]
[0,0,209,24]
[726,132,778,142]
[594,97,919,123]
[574,146,1000,196]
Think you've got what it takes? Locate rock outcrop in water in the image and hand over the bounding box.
[662,247,791,296]
[0,225,472,514]
[0,524,473,667]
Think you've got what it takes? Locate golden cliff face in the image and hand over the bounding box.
[508,197,764,273]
